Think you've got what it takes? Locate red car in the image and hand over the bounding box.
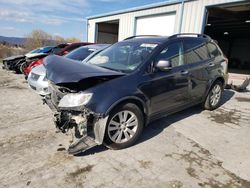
[24,42,93,77]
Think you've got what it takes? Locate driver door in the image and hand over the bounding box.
[139,41,190,117]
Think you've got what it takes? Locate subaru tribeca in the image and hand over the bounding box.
[44,34,228,154]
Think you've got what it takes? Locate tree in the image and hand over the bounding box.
[66,37,81,43]
[24,30,54,50]
[53,35,66,44]
[24,29,81,50]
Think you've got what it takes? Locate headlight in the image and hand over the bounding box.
[58,93,92,108]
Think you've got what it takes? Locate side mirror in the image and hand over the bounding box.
[155,60,172,71]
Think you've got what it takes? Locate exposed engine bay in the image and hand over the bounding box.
[43,78,114,154]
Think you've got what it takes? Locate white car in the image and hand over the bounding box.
[27,65,49,95]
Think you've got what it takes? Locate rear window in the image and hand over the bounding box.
[66,44,87,52]
[65,47,96,61]
[184,40,210,64]
[207,42,221,58]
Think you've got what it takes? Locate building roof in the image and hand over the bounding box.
[87,0,187,20]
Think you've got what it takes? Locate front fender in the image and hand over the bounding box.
[84,73,149,117]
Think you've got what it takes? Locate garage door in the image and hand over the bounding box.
[135,13,176,36]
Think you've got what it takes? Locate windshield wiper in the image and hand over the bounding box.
[99,66,124,73]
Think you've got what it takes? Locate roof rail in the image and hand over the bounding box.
[124,35,163,40]
[168,33,211,40]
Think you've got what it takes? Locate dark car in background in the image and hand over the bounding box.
[44,34,228,154]
[2,46,54,71]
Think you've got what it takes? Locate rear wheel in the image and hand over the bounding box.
[204,81,223,110]
[104,103,144,150]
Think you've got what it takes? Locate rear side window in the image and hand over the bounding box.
[207,42,221,58]
[184,40,210,64]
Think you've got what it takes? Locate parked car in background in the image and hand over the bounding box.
[43,34,228,155]
[55,42,94,56]
[23,42,93,77]
[13,46,55,73]
[28,44,109,95]
[2,55,25,70]
[2,47,50,70]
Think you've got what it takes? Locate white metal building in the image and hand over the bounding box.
[87,0,250,74]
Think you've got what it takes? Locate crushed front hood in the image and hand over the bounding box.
[25,52,47,58]
[3,55,24,61]
[44,55,125,84]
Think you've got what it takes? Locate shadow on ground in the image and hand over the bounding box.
[77,90,235,156]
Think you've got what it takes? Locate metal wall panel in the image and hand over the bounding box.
[87,0,245,42]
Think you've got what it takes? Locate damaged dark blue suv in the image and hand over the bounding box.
[44,34,228,154]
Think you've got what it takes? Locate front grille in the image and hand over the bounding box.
[30,73,40,81]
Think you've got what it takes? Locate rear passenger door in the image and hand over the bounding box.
[183,39,210,102]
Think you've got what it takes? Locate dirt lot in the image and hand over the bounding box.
[0,68,250,188]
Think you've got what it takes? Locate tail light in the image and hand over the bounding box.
[63,51,69,55]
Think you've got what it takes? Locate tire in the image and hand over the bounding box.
[104,103,144,150]
[20,62,27,74]
[203,81,223,110]
[14,60,24,74]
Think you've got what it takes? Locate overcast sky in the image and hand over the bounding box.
[0,0,169,40]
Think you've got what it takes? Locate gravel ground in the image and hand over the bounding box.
[0,68,250,188]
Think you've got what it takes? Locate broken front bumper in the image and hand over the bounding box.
[43,96,109,154]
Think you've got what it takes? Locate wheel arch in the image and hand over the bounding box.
[104,96,148,125]
[204,76,225,101]
[214,76,225,87]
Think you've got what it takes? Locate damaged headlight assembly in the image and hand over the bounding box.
[58,93,92,108]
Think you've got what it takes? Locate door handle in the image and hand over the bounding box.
[180,70,189,75]
[208,63,215,67]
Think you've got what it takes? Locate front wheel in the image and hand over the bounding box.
[104,103,144,150]
[203,81,223,110]
[20,62,28,74]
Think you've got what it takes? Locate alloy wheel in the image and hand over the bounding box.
[210,84,221,106]
[107,110,138,144]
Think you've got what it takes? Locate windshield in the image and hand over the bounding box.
[38,46,54,53]
[27,46,54,54]
[28,48,41,54]
[65,47,96,61]
[86,41,158,73]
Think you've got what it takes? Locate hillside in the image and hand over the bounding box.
[0,36,26,46]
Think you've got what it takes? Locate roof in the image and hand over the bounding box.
[79,44,111,50]
[87,0,188,20]
[121,36,169,44]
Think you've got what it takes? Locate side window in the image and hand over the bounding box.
[156,42,184,67]
[184,40,210,64]
[207,42,221,58]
